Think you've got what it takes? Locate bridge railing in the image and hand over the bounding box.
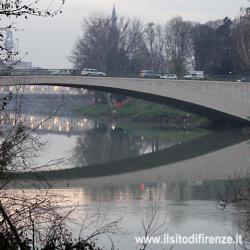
[0,68,249,83]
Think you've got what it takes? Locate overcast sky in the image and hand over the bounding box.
[13,0,249,68]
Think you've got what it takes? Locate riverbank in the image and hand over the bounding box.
[72,98,211,128]
[3,93,211,128]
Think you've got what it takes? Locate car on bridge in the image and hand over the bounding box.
[236,77,250,83]
[184,71,205,80]
[51,69,72,75]
[81,68,106,77]
[161,73,178,79]
[140,70,161,79]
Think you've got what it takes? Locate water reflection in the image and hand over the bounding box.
[9,180,245,250]
[71,122,187,167]
[22,129,249,180]
[3,113,95,134]
[2,89,250,249]
[2,112,209,170]
[2,90,250,184]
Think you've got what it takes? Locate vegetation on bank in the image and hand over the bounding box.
[72,98,210,128]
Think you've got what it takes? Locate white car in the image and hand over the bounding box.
[161,74,178,79]
[81,68,106,77]
[184,71,205,80]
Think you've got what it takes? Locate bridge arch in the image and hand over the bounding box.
[1,75,250,126]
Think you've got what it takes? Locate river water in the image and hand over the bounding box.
[2,88,250,250]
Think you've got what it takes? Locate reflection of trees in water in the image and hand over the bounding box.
[217,178,250,249]
[82,181,238,203]
[80,179,250,241]
[73,123,139,166]
[233,214,250,249]
[72,123,170,167]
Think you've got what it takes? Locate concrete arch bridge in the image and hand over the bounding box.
[0,76,250,126]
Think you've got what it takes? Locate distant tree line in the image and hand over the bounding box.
[69,7,250,75]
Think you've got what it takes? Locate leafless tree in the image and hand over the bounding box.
[232,9,250,73]
[164,16,193,74]
[0,2,68,246]
[145,22,156,71]
[217,175,250,250]
[0,88,123,250]
[69,14,146,73]
[0,2,125,250]
[0,0,65,67]
[144,23,167,72]
[136,202,169,250]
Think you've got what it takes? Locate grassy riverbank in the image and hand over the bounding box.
[72,98,210,128]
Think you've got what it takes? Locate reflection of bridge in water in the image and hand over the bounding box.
[16,129,250,187]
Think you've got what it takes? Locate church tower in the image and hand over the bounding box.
[111,4,117,25]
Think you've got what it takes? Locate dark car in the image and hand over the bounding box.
[140,70,161,79]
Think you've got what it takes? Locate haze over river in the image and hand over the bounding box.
[2,87,250,250]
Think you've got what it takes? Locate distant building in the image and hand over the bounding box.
[13,61,32,70]
[1,29,32,70]
[5,29,14,52]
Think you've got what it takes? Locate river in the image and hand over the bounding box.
[1,87,250,250]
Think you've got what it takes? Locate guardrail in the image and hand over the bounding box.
[0,68,249,82]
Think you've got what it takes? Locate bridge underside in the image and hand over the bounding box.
[35,82,250,127]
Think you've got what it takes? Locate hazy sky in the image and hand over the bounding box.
[13,0,249,68]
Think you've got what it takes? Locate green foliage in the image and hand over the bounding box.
[72,98,209,127]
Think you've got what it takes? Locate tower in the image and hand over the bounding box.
[5,29,14,52]
[111,4,117,25]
